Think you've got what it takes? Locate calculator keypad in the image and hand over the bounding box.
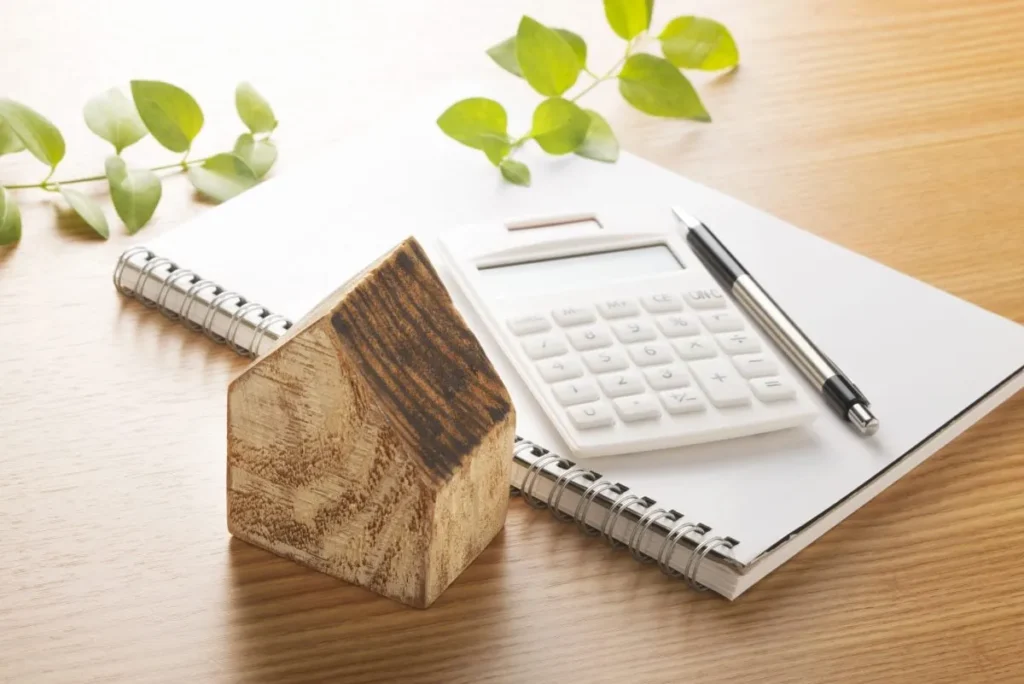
[505,286,813,455]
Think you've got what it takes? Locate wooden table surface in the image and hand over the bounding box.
[2,0,1022,682]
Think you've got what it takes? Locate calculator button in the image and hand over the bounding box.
[507,314,551,336]
[567,325,613,351]
[750,377,796,402]
[655,314,700,338]
[732,353,778,379]
[611,320,657,343]
[658,389,707,415]
[683,287,727,310]
[597,298,639,319]
[643,365,691,390]
[628,342,674,367]
[598,371,645,398]
[700,311,744,333]
[716,332,761,355]
[612,395,661,422]
[640,293,683,313]
[671,336,717,360]
[536,357,584,382]
[522,334,567,360]
[567,402,615,429]
[552,305,596,327]
[690,359,751,408]
[552,379,600,406]
[582,349,629,374]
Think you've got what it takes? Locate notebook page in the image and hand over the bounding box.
[145,86,1024,566]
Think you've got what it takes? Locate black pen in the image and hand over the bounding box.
[673,207,879,436]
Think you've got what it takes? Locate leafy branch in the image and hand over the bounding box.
[0,80,279,245]
[436,0,739,187]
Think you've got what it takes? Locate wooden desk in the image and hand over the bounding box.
[2,1,1022,681]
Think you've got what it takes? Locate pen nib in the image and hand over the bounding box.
[671,206,703,230]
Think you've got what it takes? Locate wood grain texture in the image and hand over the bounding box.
[1,0,1023,681]
[228,237,513,607]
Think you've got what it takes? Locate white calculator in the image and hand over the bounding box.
[438,207,817,458]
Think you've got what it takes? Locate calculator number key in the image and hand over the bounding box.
[567,325,613,351]
[670,336,717,360]
[552,379,600,406]
[640,293,683,313]
[750,377,796,402]
[655,314,700,338]
[522,334,567,360]
[582,349,629,373]
[732,353,778,379]
[683,287,727,310]
[628,342,674,366]
[690,358,751,408]
[567,402,615,429]
[716,332,761,355]
[612,320,657,343]
[507,314,551,336]
[643,364,690,390]
[552,305,597,327]
[659,389,707,415]
[536,357,584,382]
[597,298,639,319]
[612,395,661,422]
[598,371,645,398]
[700,311,744,333]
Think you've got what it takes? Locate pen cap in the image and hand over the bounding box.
[684,227,744,287]
[822,375,870,416]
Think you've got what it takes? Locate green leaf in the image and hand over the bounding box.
[188,153,257,203]
[0,99,65,170]
[603,0,651,40]
[0,120,25,156]
[499,159,531,186]
[233,133,277,178]
[515,16,581,97]
[105,156,162,234]
[130,80,204,153]
[436,98,510,165]
[575,109,619,162]
[487,28,587,78]
[555,29,588,68]
[531,97,590,155]
[486,37,521,77]
[617,54,711,120]
[83,88,148,154]
[235,82,277,134]
[58,186,109,239]
[659,16,739,70]
[0,187,22,245]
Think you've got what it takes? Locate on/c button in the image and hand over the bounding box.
[683,287,727,309]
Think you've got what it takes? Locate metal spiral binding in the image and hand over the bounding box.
[113,247,292,359]
[683,536,736,591]
[156,269,196,320]
[511,437,738,591]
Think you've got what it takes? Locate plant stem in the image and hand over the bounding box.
[569,37,637,104]
[4,156,212,190]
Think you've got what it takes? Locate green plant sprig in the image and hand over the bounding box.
[0,80,279,245]
[436,0,739,187]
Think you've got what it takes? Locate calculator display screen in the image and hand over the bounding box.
[477,244,682,296]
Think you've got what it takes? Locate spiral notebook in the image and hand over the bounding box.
[111,87,1024,598]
